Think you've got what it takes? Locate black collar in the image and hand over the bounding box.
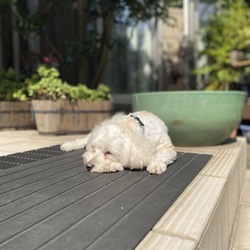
[130,114,145,134]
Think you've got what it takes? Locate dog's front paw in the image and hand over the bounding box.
[104,162,124,173]
[147,162,167,175]
[60,142,72,152]
[90,162,124,173]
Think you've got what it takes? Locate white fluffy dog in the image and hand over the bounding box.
[61,111,176,174]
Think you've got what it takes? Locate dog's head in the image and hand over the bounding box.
[82,123,126,173]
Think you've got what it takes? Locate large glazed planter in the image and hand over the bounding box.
[32,100,114,134]
[131,91,246,146]
[0,101,35,130]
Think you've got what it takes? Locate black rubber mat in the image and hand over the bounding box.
[0,145,67,170]
[0,147,212,250]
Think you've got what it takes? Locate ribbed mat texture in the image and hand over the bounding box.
[0,146,212,250]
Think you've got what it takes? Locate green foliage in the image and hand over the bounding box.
[26,66,69,100]
[0,0,67,39]
[168,0,182,8]
[196,0,250,90]
[70,83,112,101]
[15,12,45,39]
[13,73,40,101]
[23,65,112,101]
[69,83,112,101]
[0,68,27,101]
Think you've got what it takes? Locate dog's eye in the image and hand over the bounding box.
[105,151,112,156]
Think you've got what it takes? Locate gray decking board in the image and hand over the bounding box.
[0,147,212,250]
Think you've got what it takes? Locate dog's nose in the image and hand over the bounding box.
[86,163,94,171]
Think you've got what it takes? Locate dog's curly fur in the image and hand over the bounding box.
[61,111,176,174]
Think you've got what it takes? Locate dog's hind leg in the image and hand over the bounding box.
[60,134,91,152]
[147,145,177,174]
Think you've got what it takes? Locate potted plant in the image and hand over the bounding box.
[193,0,250,138]
[21,65,113,134]
[0,68,36,130]
[195,0,250,91]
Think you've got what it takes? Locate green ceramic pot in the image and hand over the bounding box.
[131,91,246,146]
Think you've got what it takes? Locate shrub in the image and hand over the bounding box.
[195,0,250,90]
[21,65,112,101]
[0,68,26,101]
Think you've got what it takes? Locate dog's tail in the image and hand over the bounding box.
[60,135,89,152]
